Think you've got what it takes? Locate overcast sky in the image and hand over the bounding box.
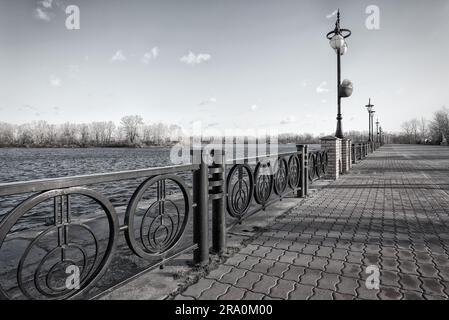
[1,0,449,135]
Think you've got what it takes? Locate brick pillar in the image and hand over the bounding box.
[341,139,351,174]
[320,136,342,180]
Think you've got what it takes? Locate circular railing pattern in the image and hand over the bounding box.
[125,174,191,259]
[287,155,301,189]
[321,151,328,174]
[273,157,288,196]
[315,153,322,179]
[0,187,119,300]
[253,161,273,205]
[308,153,317,181]
[226,164,254,218]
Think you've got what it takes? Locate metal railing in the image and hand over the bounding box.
[0,164,200,300]
[351,141,382,164]
[0,144,328,300]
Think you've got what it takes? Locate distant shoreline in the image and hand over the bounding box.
[0,144,177,149]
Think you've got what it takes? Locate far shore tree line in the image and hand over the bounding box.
[0,116,183,148]
[391,107,449,145]
[3,108,447,148]
[0,114,383,148]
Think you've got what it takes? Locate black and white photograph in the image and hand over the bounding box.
[1,0,449,311]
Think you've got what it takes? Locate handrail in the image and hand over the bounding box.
[0,164,199,196]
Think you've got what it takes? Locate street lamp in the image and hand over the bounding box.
[376,118,380,143]
[379,126,383,145]
[326,9,352,139]
[365,98,375,142]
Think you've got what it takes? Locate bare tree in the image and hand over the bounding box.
[419,117,427,143]
[120,115,143,144]
[429,107,449,144]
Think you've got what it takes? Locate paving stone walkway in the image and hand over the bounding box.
[175,145,449,300]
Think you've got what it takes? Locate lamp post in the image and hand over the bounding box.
[326,9,352,139]
[376,118,380,143]
[379,126,383,145]
[365,98,375,142]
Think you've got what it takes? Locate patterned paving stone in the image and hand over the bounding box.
[402,291,424,300]
[310,288,334,300]
[336,276,358,296]
[176,145,449,300]
[309,256,329,271]
[418,263,439,279]
[293,254,313,268]
[356,280,379,300]
[341,262,362,279]
[299,269,322,287]
[399,273,422,291]
[218,286,246,300]
[289,284,314,300]
[234,271,263,290]
[378,286,402,300]
[268,279,296,299]
[399,260,419,276]
[318,272,340,291]
[333,292,355,300]
[220,268,247,286]
[267,261,290,278]
[206,265,234,280]
[420,278,446,296]
[199,282,231,300]
[325,260,345,275]
[252,275,278,294]
[242,291,265,300]
[283,265,306,282]
[173,294,195,300]
[182,278,215,298]
[251,258,276,274]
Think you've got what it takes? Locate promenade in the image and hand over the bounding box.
[174,145,449,300]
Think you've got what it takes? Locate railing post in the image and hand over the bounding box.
[192,147,209,266]
[304,145,309,195]
[351,143,356,164]
[296,144,308,198]
[210,148,226,255]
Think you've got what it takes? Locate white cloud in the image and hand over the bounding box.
[316,81,329,93]
[280,116,296,125]
[111,50,127,62]
[180,51,211,65]
[301,81,308,88]
[326,9,338,19]
[34,8,51,21]
[41,0,53,8]
[199,97,217,106]
[49,75,62,87]
[142,47,159,64]
[250,105,259,111]
[321,99,327,103]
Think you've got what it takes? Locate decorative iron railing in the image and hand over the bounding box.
[0,164,200,300]
[351,142,371,163]
[307,151,329,182]
[0,144,329,300]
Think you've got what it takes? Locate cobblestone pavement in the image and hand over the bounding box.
[175,145,449,300]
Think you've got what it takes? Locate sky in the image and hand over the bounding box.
[1,0,449,136]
